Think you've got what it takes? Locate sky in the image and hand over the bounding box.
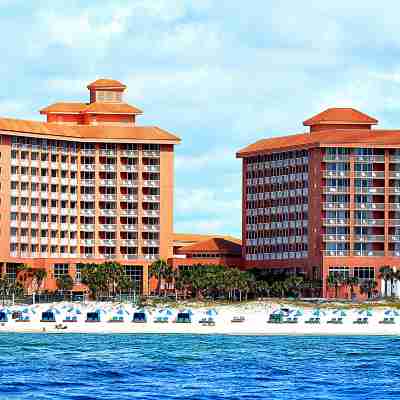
[2,0,400,238]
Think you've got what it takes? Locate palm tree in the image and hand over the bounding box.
[149,259,169,296]
[379,266,392,297]
[56,274,74,294]
[346,276,359,300]
[327,273,345,298]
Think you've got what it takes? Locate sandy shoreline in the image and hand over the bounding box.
[0,301,399,336]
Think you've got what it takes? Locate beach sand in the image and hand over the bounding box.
[0,302,399,336]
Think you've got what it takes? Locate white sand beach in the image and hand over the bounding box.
[0,302,399,336]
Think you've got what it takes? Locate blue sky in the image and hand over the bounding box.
[2,0,400,238]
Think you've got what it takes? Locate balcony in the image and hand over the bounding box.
[143,224,160,232]
[99,149,116,157]
[81,209,95,216]
[143,150,160,157]
[389,219,400,226]
[323,171,349,178]
[389,171,400,179]
[122,254,138,260]
[354,235,385,242]
[323,234,350,242]
[353,250,385,256]
[100,194,116,201]
[354,171,385,179]
[80,224,94,231]
[354,219,385,226]
[354,203,385,210]
[100,224,117,231]
[322,219,350,226]
[121,239,137,246]
[121,224,138,232]
[121,180,138,187]
[354,155,385,163]
[120,194,138,202]
[143,195,160,202]
[100,239,116,246]
[60,223,69,230]
[143,165,160,173]
[322,186,349,194]
[143,239,160,246]
[70,224,78,231]
[323,250,350,256]
[143,254,159,260]
[100,179,116,187]
[82,239,95,246]
[354,187,385,194]
[100,209,117,217]
[121,165,137,172]
[81,164,95,172]
[121,209,137,216]
[143,180,160,187]
[388,251,400,256]
[81,179,95,187]
[60,163,69,170]
[143,210,159,217]
[81,194,95,201]
[80,149,95,156]
[323,203,349,210]
[323,155,350,162]
[100,164,116,172]
[121,150,138,157]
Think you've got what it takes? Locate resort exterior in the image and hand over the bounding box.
[237,108,400,298]
[0,79,180,295]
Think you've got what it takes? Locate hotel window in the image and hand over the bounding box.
[353,267,374,281]
[329,266,350,278]
[6,264,18,282]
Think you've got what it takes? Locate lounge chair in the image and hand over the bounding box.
[327,317,343,324]
[176,312,191,323]
[199,317,215,326]
[353,317,368,324]
[305,317,320,324]
[154,316,169,323]
[379,317,395,324]
[108,316,124,323]
[63,316,78,323]
[231,316,245,323]
[285,317,298,324]
[16,316,30,322]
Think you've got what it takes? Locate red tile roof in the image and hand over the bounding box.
[237,129,400,157]
[40,102,142,115]
[177,237,242,255]
[87,79,127,89]
[83,102,142,115]
[303,108,378,126]
[0,117,180,142]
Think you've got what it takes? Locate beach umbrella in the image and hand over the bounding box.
[206,309,218,317]
[384,309,400,317]
[311,308,327,317]
[181,309,193,316]
[271,309,284,316]
[332,309,347,317]
[357,308,373,317]
[46,307,61,315]
[0,308,12,315]
[67,306,82,315]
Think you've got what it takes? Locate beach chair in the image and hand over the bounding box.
[231,316,245,323]
[379,317,395,324]
[305,317,320,324]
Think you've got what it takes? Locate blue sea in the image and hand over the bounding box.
[0,334,399,399]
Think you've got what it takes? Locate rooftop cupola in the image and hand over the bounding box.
[87,78,127,104]
[303,107,378,133]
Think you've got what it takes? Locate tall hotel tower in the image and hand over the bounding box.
[237,108,400,297]
[0,79,180,294]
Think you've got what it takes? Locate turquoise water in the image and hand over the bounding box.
[0,334,399,399]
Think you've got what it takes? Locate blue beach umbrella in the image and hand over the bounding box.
[332,309,347,317]
[46,307,61,315]
[357,308,373,317]
[206,309,218,317]
[180,309,193,316]
[0,308,12,315]
[384,309,400,317]
[67,307,82,315]
[312,308,327,317]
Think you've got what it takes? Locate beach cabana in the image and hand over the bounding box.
[305,308,326,324]
[86,311,101,323]
[380,309,399,324]
[154,308,173,323]
[0,308,11,322]
[327,309,347,324]
[353,309,371,325]
[132,309,147,323]
[13,307,32,322]
[63,307,81,323]
[108,307,129,323]
[41,311,56,322]
[176,310,192,323]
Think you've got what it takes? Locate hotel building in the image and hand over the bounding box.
[0,79,180,295]
[237,108,400,297]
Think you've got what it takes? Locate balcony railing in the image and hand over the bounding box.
[354,203,385,210]
[389,219,400,226]
[120,209,138,216]
[121,224,138,231]
[143,165,160,173]
[323,203,349,210]
[143,180,160,187]
[80,224,95,231]
[354,235,385,242]
[323,234,350,241]
[322,219,350,226]
[100,194,116,201]
[143,210,159,217]
[322,187,350,194]
[99,149,116,157]
[143,225,160,232]
[100,179,116,187]
[121,239,138,246]
[323,250,350,256]
[120,194,138,202]
[121,150,138,157]
[323,155,350,162]
[354,219,385,226]
[80,149,95,156]
[100,164,116,172]
[353,250,385,256]
[354,187,385,194]
[143,195,160,202]
[354,171,385,178]
[354,155,385,163]
[100,224,117,231]
[121,165,138,172]
[143,150,160,157]
[323,171,350,178]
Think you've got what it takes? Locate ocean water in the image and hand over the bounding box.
[0,334,399,400]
